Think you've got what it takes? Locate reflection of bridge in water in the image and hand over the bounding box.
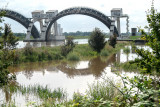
[57,55,117,78]
[9,54,121,79]
[0,7,119,42]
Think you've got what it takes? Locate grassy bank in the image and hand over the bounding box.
[129,35,141,40]
[11,42,129,64]
[66,35,110,39]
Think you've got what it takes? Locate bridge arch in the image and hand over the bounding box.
[46,7,119,41]
[0,9,40,38]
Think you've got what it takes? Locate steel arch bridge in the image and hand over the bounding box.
[46,7,119,41]
[0,9,40,38]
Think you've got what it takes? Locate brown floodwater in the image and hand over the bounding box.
[0,45,144,106]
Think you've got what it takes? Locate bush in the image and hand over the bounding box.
[88,28,106,53]
[100,49,109,56]
[67,53,80,61]
[123,47,130,54]
[109,35,117,48]
[61,37,76,57]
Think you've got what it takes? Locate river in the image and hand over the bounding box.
[0,39,144,106]
[16,38,109,48]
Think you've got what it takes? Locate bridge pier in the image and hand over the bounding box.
[24,10,65,42]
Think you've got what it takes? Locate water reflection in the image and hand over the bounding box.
[9,55,117,79]
[2,45,146,105]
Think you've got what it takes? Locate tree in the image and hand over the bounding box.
[133,3,160,73]
[0,23,18,86]
[88,28,106,53]
[109,35,117,48]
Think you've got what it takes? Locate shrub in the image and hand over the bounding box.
[133,4,160,73]
[123,47,130,54]
[23,46,38,62]
[100,49,109,56]
[61,37,76,57]
[109,35,117,48]
[88,28,106,53]
[67,53,80,61]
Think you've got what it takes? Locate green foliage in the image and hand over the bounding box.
[88,28,107,53]
[18,85,66,100]
[100,49,109,56]
[109,35,117,48]
[123,47,130,54]
[23,46,38,62]
[114,62,139,71]
[0,24,18,86]
[67,53,80,61]
[61,36,76,57]
[72,44,98,58]
[133,5,160,73]
[114,75,160,106]
[86,80,121,101]
[129,35,141,40]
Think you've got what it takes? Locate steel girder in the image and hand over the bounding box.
[46,7,119,41]
[0,9,40,38]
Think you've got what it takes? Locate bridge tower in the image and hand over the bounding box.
[111,8,129,38]
[25,10,65,41]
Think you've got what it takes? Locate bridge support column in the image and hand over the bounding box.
[117,17,121,37]
[110,20,115,37]
[26,22,34,40]
[54,21,58,36]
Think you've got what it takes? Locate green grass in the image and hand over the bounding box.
[11,42,129,64]
[129,35,141,40]
[114,62,140,72]
[86,80,121,101]
[67,53,80,61]
[100,49,109,56]
[67,35,90,39]
[66,35,109,39]
[19,85,66,100]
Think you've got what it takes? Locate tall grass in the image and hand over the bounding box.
[67,53,80,61]
[86,80,121,101]
[18,85,66,100]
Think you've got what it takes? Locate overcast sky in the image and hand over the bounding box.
[0,0,160,33]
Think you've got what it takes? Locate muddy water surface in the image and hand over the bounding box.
[0,45,143,106]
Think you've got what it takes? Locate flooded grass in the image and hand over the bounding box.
[0,84,67,106]
[113,62,140,72]
[86,80,121,101]
[18,85,66,100]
